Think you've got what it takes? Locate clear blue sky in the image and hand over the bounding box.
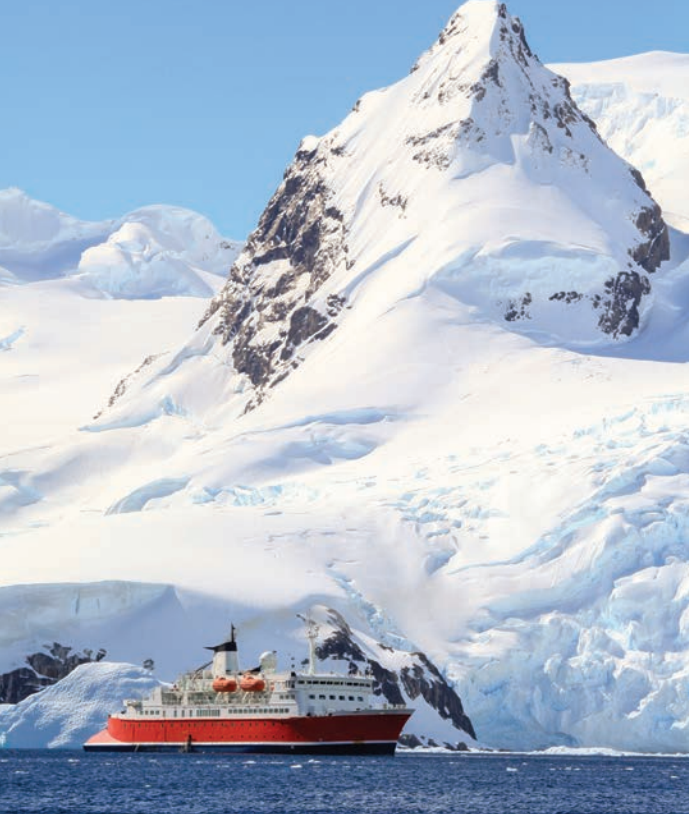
[1,0,684,238]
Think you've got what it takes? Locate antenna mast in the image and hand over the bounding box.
[297,613,320,675]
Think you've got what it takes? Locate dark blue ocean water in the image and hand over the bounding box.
[2,752,689,814]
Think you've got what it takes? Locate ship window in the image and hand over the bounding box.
[319,695,325,700]
[309,695,315,700]
[348,696,354,701]
[329,695,335,700]
[357,697,363,701]
[339,696,345,701]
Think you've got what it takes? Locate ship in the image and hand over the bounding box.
[83,619,413,754]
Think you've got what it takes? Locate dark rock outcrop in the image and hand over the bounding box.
[632,204,670,274]
[200,138,351,406]
[504,293,532,323]
[400,653,476,739]
[316,610,475,742]
[0,642,106,704]
[598,271,652,338]
[94,353,163,419]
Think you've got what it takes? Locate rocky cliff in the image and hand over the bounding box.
[0,643,106,704]
[316,609,475,748]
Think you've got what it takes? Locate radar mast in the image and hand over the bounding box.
[297,613,320,675]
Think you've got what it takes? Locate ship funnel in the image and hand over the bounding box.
[205,624,239,677]
[260,651,278,674]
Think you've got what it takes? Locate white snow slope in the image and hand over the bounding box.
[0,662,161,748]
[0,190,241,450]
[553,52,689,231]
[3,1,689,753]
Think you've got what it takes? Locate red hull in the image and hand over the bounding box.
[84,710,411,754]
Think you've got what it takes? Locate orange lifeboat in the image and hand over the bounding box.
[240,674,265,692]
[212,676,238,693]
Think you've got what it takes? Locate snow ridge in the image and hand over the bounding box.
[0,188,241,299]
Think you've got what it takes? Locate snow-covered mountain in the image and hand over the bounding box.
[0,187,241,296]
[0,190,241,450]
[3,0,689,752]
[553,52,689,231]
[114,0,671,421]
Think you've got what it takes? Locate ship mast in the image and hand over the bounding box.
[297,614,320,675]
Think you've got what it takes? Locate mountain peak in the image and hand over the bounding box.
[101,0,668,425]
[435,0,506,45]
[176,0,667,410]
[409,0,592,156]
[415,0,532,78]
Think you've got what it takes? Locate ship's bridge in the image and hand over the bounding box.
[292,672,373,716]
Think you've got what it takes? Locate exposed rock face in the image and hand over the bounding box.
[0,643,106,704]
[399,652,476,739]
[597,271,652,338]
[316,610,476,744]
[200,139,351,407]
[631,202,670,274]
